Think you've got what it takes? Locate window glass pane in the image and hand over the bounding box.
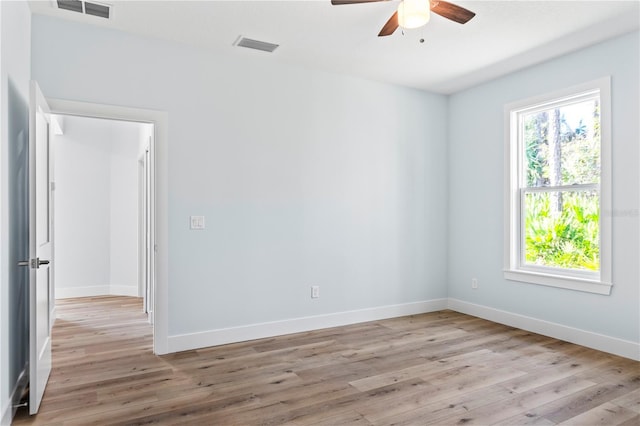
[523,190,599,271]
[522,99,600,187]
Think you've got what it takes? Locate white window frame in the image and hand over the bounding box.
[504,77,612,295]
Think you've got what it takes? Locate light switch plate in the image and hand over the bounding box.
[190,216,205,230]
[311,286,320,299]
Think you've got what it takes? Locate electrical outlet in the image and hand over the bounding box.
[471,278,478,289]
[311,286,320,299]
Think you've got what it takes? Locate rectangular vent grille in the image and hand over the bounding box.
[84,2,110,18]
[56,0,111,19]
[235,37,279,53]
[57,0,82,13]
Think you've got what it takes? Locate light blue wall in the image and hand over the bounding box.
[1,1,31,422]
[30,14,638,348]
[448,31,640,342]
[31,15,449,336]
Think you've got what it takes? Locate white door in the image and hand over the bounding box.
[27,81,54,414]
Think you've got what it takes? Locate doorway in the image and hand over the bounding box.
[46,98,168,355]
[51,115,153,310]
[50,113,157,340]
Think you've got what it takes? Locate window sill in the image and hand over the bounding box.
[504,269,612,295]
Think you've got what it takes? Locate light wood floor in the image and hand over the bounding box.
[13,296,640,426]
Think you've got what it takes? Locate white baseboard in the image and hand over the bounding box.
[447,298,640,361]
[56,285,138,299]
[168,298,448,353]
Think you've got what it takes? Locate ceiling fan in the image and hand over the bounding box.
[331,0,476,37]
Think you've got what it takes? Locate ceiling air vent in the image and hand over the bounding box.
[56,0,112,19]
[234,36,279,53]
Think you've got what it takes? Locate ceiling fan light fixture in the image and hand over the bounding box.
[397,0,431,29]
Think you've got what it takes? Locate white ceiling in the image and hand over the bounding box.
[29,0,640,94]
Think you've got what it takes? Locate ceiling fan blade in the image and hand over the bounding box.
[431,1,475,24]
[378,11,399,37]
[331,0,390,5]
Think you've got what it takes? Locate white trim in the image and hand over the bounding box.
[504,270,612,295]
[168,299,448,353]
[598,76,613,288]
[447,298,640,361]
[46,98,169,355]
[503,77,613,294]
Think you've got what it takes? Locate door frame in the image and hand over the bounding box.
[47,98,169,355]
[138,144,153,320]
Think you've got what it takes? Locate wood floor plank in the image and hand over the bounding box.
[12,296,639,426]
[494,412,556,426]
[617,414,640,426]
[534,382,638,424]
[367,384,514,426]
[431,376,595,425]
[556,401,638,425]
[349,348,500,392]
[500,354,609,394]
[611,387,640,413]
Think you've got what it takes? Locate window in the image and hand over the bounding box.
[504,78,612,295]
